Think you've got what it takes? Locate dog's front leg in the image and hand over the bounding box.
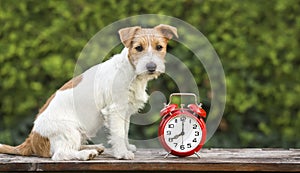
[125,114,136,152]
[110,113,134,159]
[102,105,134,160]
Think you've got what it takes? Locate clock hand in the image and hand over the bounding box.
[181,118,185,145]
[170,117,186,140]
[170,131,184,140]
[182,118,184,133]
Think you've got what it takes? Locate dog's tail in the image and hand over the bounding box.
[0,137,33,156]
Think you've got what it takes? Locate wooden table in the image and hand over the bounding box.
[0,148,299,172]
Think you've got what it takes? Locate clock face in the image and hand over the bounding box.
[163,114,202,153]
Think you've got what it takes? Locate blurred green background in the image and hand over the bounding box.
[0,0,299,148]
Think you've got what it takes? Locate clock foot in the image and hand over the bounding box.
[164,152,171,158]
[194,152,201,159]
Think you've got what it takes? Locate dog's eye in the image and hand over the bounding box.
[156,45,163,51]
[135,45,143,52]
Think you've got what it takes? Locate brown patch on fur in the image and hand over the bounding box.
[30,132,51,157]
[0,132,51,158]
[14,136,34,156]
[36,75,83,116]
[59,75,83,91]
[37,93,56,117]
[0,143,27,155]
[154,24,178,39]
[119,26,142,48]
[36,75,82,117]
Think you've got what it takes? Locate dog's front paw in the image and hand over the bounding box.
[127,144,137,152]
[114,150,135,160]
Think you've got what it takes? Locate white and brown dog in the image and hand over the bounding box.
[0,24,178,160]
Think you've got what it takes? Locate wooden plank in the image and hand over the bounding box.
[0,148,299,172]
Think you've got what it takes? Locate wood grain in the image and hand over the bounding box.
[0,148,299,172]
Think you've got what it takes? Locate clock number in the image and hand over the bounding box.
[166,131,171,135]
[174,143,178,147]
[168,124,174,128]
[195,131,199,136]
[187,143,192,148]
[168,138,173,142]
[193,138,197,142]
[180,145,185,150]
[174,119,178,123]
[180,117,186,121]
[193,124,197,129]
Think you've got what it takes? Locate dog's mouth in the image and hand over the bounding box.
[147,71,160,78]
[137,70,164,80]
[148,69,164,75]
[147,70,158,75]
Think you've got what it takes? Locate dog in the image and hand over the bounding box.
[0,24,178,160]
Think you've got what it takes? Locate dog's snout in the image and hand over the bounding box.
[146,62,157,73]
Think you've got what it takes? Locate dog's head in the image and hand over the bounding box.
[119,24,178,79]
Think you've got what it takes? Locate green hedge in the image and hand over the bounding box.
[0,0,299,148]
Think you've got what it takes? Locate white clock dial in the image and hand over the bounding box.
[163,115,202,152]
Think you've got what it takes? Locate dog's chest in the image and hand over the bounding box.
[128,78,149,113]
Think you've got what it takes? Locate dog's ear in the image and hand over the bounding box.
[154,24,178,40]
[119,26,141,48]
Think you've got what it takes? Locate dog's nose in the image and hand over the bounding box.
[146,62,157,73]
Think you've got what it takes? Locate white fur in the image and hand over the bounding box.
[135,53,165,75]
[32,48,161,160]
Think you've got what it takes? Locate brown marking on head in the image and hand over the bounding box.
[118,24,178,68]
[154,24,178,40]
[119,26,142,48]
[59,75,83,91]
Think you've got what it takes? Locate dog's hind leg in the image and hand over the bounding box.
[50,130,99,161]
[52,148,99,161]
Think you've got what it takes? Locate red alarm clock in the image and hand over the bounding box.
[159,93,206,157]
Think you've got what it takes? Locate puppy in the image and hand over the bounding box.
[0,24,178,160]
